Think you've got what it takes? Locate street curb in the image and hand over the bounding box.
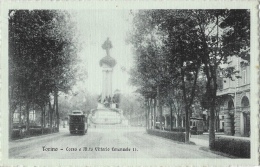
[10,131,60,142]
[144,132,196,145]
[199,146,238,158]
[146,132,238,158]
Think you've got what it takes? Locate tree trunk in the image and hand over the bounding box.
[153,98,156,129]
[159,105,163,130]
[184,106,190,142]
[47,104,49,128]
[176,114,179,128]
[9,110,14,140]
[209,78,217,149]
[19,101,22,126]
[43,105,46,127]
[209,102,216,148]
[26,103,30,136]
[148,98,151,129]
[41,106,44,134]
[49,100,53,133]
[146,98,149,130]
[157,86,163,130]
[147,99,149,129]
[177,114,181,128]
[170,103,173,131]
[150,98,152,129]
[53,95,57,132]
[55,91,60,132]
[215,111,218,132]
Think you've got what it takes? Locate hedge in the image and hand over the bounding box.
[212,137,250,158]
[12,129,21,139]
[147,129,185,142]
[11,127,59,140]
[164,127,186,132]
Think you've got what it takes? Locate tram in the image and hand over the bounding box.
[190,117,204,135]
[69,110,88,135]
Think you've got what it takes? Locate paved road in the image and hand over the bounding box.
[9,126,228,159]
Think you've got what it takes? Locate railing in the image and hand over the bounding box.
[216,87,235,96]
[217,84,250,96]
[237,84,250,92]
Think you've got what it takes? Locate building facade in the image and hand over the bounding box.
[217,56,250,137]
[13,110,41,125]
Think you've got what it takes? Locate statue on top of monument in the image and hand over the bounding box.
[99,37,116,68]
[102,37,113,56]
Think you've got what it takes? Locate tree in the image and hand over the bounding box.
[130,10,202,142]
[191,10,250,148]
[128,9,249,145]
[161,10,202,142]
[119,93,146,126]
[164,86,185,130]
[159,9,249,146]
[58,90,98,120]
[129,10,177,130]
[9,10,80,138]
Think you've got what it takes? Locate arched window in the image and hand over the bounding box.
[228,100,234,110]
[241,96,250,107]
[227,99,235,136]
[241,96,250,137]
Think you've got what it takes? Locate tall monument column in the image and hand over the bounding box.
[99,38,116,104]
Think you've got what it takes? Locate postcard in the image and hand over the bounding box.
[1,0,259,166]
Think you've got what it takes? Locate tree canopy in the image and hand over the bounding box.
[9,10,81,136]
[128,9,250,145]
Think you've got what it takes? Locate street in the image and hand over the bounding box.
[9,126,228,159]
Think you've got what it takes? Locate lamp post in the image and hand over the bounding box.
[232,56,240,136]
[234,56,239,115]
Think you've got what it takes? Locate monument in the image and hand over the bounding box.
[89,38,125,125]
[99,38,117,107]
[89,38,123,125]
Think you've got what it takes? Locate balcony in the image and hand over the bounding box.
[217,87,236,96]
[237,84,250,92]
[217,84,250,96]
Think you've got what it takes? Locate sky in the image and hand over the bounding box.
[71,10,137,95]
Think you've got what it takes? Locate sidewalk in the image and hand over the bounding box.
[189,133,250,147]
[11,126,67,142]
[216,135,250,140]
[190,136,209,147]
[203,132,225,135]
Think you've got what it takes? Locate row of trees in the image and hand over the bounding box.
[119,93,145,120]
[58,90,98,121]
[128,10,249,148]
[9,10,82,139]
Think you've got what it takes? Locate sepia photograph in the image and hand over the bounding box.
[1,1,259,166]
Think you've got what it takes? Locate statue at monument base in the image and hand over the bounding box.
[97,93,120,109]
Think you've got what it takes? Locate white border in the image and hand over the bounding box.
[1,1,259,166]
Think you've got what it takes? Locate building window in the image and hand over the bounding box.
[242,70,246,84]
[228,100,234,109]
[241,96,250,108]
